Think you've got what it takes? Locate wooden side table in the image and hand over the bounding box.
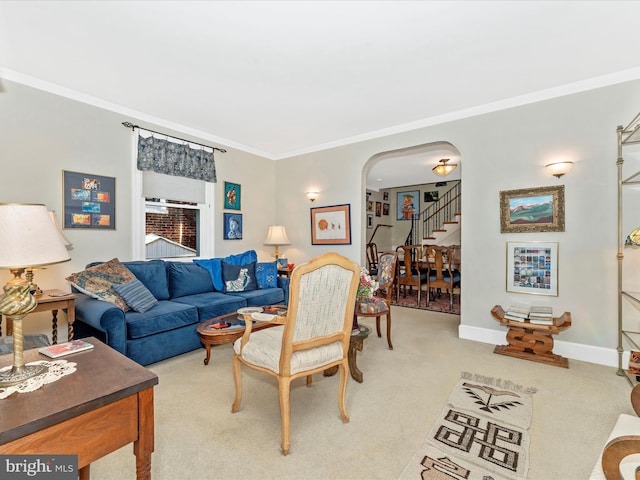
[324,325,371,383]
[491,305,572,368]
[277,267,292,278]
[1,289,75,344]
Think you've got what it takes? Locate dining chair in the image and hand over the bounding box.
[357,252,397,349]
[395,245,427,306]
[425,245,460,310]
[231,252,360,455]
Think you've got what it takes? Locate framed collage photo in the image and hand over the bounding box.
[310,204,351,245]
[63,170,115,229]
[506,241,558,296]
[500,185,565,233]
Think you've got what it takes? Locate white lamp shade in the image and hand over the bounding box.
[546,161,573,177]
[0,204,71,268]
[48,211,73,247]
[264,225,290,246]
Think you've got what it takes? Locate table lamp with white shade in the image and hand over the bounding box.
[0,203,71,387]
[263,225,290,260]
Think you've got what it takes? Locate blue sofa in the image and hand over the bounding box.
[72,252,289,365]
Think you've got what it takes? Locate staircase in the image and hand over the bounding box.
[421,182,461,247]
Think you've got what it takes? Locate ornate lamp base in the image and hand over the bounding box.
[0,363,48,387]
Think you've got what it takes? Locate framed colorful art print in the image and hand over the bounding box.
[310,204,351,245]
[62,170,116,229]
[224,181,241,210]
[397,190,419,220]
[506,241,558,296]
[223,212,243,240]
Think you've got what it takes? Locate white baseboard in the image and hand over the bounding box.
[458,324,620,368]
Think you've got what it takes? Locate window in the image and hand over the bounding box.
[145,198,199,259]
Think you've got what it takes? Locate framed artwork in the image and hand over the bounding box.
[383,191,389,201]
[506,241,558,296]
[224,181,241,210]
[424,191,439,202]
[500,185,565,233]
[367,200,373,212]
[397,190,420,220]
[310,204,351,245]
[375,201,382,217]
[63,170,116,229]
[223,212,243,240]
[367,214,373,229]
[383,203,390,216]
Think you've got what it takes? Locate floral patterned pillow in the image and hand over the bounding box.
[65,258,135,310]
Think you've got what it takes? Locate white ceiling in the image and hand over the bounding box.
[1,1,640,190]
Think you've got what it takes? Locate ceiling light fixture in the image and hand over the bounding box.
[432,158,457,176]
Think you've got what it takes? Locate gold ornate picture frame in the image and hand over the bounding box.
[500,185,565,233]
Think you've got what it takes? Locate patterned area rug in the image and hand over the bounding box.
[392,288,460,315]
[399,373,536,480]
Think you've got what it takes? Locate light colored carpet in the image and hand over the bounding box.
[90,307,631,480]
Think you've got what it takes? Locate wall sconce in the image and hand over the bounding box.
[546,161,573,178]
[432,158,457,176]
[306,191,319,202]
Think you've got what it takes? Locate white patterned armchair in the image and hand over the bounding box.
[231,252,360,455]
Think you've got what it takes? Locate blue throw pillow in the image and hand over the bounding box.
[194,250,258,292]
[256,262,278,289]
[221,261,258,293]
[113,277,159,313]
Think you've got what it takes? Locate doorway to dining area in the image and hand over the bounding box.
[364,141,462,314]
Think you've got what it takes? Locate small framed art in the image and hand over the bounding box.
[397,190,419,220]
[223,213,243,239]
[310,204,351,245]
[367,214,373,229]
[500,185,565,233]
[63,170,116,229]
[506,241,558,296]
[224,181,241,210]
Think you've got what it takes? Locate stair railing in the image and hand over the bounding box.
[421,183,461,239]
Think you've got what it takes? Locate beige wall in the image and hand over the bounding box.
[2,77,640,365]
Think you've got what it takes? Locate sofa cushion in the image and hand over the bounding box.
[114,277,158,313]
[194,250,258,292]
[256,261,278,289]
[222,261,258,293]
[169,262,214,298]
[123,260,170,300]
[66,258,134,310]
[227,287,285,307]
[125,300,199,339]
[171,291,247,320]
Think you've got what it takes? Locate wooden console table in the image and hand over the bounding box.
[0,337,158,480]
[491,305,572,368]
[1,289,75,344]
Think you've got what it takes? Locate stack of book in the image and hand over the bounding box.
[529,306,554,325]
[503,305,530,322]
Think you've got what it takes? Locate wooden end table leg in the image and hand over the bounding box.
[134,388,154,480]
[79,465,90,480]
[348,336,365,383]
[51,309,59,345]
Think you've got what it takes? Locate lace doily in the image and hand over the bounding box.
[0,360,77,399]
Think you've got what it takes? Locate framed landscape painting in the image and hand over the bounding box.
[500,185,565,233]
[506,241,558,296]
[310,204,351,245]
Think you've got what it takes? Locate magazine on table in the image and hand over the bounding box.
[39,339,94,358]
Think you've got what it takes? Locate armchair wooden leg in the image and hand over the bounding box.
[231,355,242,413]
[338,361,350,424]
[278,377,292,455]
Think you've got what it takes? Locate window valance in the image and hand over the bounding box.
[137,134,217,183]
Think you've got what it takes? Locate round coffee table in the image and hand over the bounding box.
[196,308,282,365]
